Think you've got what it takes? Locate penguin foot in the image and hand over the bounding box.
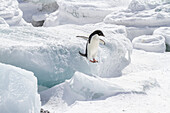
[90,59,98,63]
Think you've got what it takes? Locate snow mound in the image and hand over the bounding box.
[63,71,124,104]
[0,63,41,113]
[0,0,29,26]
[0,23,132,89]
[104,3,170,27]
[153,27,170,50]
[132,35,165,53]
[43,0,131,26]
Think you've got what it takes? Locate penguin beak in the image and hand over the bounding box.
[100,34,105,37]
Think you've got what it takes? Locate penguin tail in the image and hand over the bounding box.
[79,51,87,57]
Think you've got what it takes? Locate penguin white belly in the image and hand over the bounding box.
[87,38,100,60]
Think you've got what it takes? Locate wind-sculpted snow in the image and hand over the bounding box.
[132,35,165,52]
[104,2,170,40]
[43,0,132,26]
[0,0,29,26]
[154,27,170,51]
[0,63,41,113]
[0,23,132,90]
[104,4,170,27]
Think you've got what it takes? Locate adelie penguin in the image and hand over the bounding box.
[77,30,105,63]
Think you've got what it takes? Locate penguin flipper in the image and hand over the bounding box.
[100,39,105,45]
[76,36,88,40]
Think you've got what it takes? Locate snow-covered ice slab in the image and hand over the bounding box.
[64,72,124,102]
[0,23,132,89]
[0,0,29,26]
[132,35,165,53]
[0,63,41,113]
[43,0,131,26]
[40,71,124,106]
[154,27,170,50]
[104,3,170,27]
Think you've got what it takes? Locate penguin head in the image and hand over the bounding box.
[90,30,105,37]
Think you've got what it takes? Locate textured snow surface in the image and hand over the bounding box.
[104,1,170,40]
[0,23,132,89]
[0,0,29,26]
[40,50,170,113]
[43,0,132,26]
[104,3,170,27]
[128,0,163,11]
[132,35,165,52]
[0,63,41,113]
[154,27,170,49]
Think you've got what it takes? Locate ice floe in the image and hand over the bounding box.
[0,63,41,113]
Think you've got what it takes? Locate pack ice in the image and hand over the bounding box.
[0,63,41,113]
[0,0,29,26]
[0,23,132,90]
[104,0,170,40]
[43,0,132,26]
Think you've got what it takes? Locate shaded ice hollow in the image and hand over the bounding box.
[18,0,58,26]
[0,63,41,113]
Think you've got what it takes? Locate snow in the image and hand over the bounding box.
[0,23,132,90]
[153,27,170,50]
[18,0,58,26]
[128,0,162,11]
[104,3,170,27]
[40,50,170,113]
[1,0,170,112]
[43,0,132,26]
[0,63,41,113]
[0,0,29,26]
[132,35,166,52]
[64,71,124,104]
[104,1,170,40]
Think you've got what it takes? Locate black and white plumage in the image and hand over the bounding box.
[78,30,105,63]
